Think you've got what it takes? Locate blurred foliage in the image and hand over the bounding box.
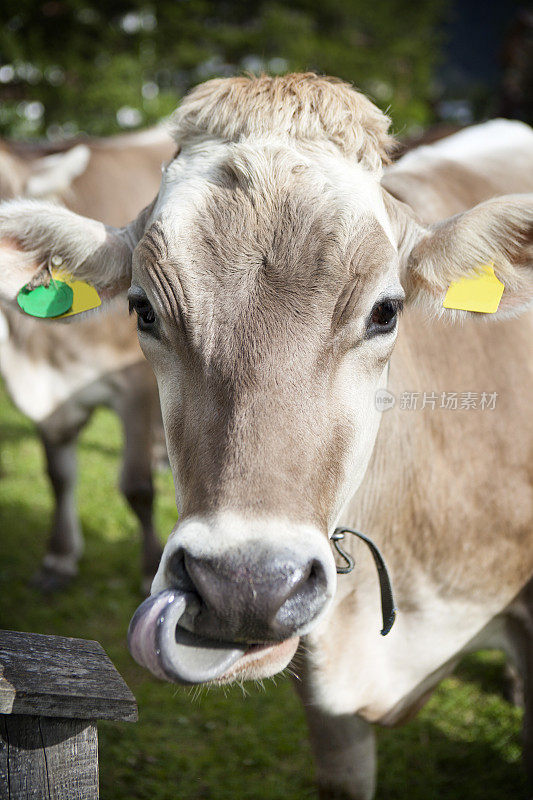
[0,0,445,140]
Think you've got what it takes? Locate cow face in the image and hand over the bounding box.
[0,74,532,684]
[124,140,403,679]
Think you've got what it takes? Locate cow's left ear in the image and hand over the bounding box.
[398,193,533,320]
[0,198,152,305]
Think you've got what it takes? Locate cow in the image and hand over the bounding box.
[0,127,175,591]
[0,74,531,798]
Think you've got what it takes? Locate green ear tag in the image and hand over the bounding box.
[17,280,74,318]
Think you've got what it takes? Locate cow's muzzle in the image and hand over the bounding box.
[128,516,336,683]
[128,555,331,683]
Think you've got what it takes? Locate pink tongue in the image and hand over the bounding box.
[128,590,246,684]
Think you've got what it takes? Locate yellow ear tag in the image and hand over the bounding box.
[443,263,504,314]
[50,269,101,318]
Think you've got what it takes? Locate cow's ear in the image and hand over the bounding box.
[0,199,151,304]
[396,193,533,320]
[25,144,91,199]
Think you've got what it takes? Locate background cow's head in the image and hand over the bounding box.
[0,74,532,683]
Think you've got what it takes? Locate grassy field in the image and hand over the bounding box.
[0,380,527,799]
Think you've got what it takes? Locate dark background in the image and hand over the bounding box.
[0,0,531,142]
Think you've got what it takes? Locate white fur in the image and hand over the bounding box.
[331,359,392,532]
[0,335,140,423]
[392,119,533,172]
[0,309,8,343]
[306,565,517,722]
[25,144,91,199]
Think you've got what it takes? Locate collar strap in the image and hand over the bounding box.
[331,527,397,636]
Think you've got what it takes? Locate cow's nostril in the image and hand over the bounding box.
[166,548,196,594]
[273,558,328,636]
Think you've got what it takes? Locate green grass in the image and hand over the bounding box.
[0,380,527,799]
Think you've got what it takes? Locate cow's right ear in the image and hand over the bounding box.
[384,190,533,320]
[0,199,151,304]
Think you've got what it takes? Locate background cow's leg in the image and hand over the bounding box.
[304,705,376,800]
[505,578,533,794]
[292,663,376,800]
[33,424,85,592]
[503,661,525,708]
[114,370,162,594]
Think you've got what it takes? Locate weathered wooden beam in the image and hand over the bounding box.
[0,630,137,722]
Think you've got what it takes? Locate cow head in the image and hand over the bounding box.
[0,74,532,684]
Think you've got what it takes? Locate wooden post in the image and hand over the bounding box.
[0,629,137,800]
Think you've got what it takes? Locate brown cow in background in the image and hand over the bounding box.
[0,127,174,591]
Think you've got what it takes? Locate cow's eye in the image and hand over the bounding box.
[128,287,157,333]
[366,299,402,338]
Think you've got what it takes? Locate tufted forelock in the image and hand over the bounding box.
[170,73,395,173]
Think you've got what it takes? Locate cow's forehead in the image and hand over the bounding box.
[138,140,398,341]
[154,138,395,249]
